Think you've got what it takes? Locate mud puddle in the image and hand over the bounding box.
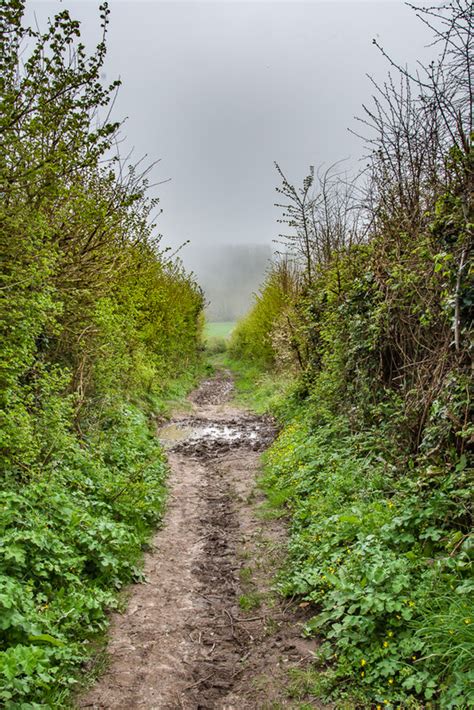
[79,370,322,709]
[159,416,275,455]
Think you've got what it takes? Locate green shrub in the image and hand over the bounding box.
[261,411,473,707]
[206,336,228,354]
[230,258,301,369]
[0,402,168,706]
[0,2,204,705]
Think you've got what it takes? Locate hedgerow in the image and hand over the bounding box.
[1,1,203,705]
[233,1,473,706]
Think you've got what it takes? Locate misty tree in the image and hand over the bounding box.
[274,161,363,283]
[274,163,316,282]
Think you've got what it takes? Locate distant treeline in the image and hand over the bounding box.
[1,2,203,705]
[231,2,472,707]
[183,243,273,322]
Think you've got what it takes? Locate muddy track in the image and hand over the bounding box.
[79,372,321,709]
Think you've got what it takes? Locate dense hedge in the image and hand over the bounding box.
[0,2,203,705]
[231,2,472,706]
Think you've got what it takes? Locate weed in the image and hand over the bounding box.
[239,593,262,611]
[239,567,254,584]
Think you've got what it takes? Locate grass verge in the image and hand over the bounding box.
[208,353,293,415]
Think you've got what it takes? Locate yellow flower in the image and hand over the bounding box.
[383,641,389,648]
[388,678,394,685]
[387,631,393,637]
[408,600,415,607]
[464,618,471,624]
[412,655,417,661]
[377,706,382,710]
[360,659,366,666]
[361,671,365,678]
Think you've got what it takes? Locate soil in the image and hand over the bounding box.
[78,371,324,709]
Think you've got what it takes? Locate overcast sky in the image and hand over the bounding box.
[27,1,434,267]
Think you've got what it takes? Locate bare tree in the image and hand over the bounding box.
[369,1,473,352]
[274,162,316,282]
[274,160,365,284]
[311,162,365,263]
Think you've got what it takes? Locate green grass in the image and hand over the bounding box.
[239,592,262,611]
[224,356,293,414]
[204,352,293,414]
[204,321,236,341]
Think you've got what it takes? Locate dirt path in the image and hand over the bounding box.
[79,372,320,709]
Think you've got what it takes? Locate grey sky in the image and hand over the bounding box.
[27,1,434,268]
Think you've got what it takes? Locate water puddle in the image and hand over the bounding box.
[159,419,261,450]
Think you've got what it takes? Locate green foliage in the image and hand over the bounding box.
[236,196,472,706]
[261,413,473,708]
[206,337,228,355]
[0,2,204,706]
[230,258,302,369]
[0,402,168,706]
[231,4,473,706]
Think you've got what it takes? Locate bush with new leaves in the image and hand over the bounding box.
[0,2,203,705]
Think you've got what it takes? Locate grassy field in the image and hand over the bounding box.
[204,321,236,341]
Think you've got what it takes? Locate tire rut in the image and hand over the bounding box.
[78,372,321,710]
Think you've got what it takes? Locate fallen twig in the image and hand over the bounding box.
[231,614,266,623]
[183,672,214,691]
